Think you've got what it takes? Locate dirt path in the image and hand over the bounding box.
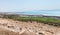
[0,18,60,35]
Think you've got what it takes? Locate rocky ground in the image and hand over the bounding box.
[0,18,60,35]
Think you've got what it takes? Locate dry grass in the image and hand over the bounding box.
[0,29,19,35]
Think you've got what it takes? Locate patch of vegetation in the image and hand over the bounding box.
[2,15,60,27]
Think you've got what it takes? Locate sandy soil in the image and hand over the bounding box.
[0,18,60,35]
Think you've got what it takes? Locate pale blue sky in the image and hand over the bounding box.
[0,0,60,12]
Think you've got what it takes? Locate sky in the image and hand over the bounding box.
[0,0,60,12]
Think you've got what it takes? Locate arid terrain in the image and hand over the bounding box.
[0,18,60,35]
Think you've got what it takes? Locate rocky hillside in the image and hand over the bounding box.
[0,18,60,35]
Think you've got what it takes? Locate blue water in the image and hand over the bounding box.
[17,11,60,16]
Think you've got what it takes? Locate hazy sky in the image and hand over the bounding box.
[0,0,60,12]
